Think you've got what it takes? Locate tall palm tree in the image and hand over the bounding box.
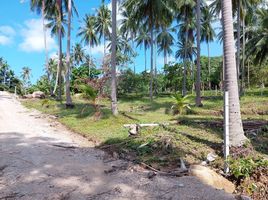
[156,26,175,65]
[111,0,118,115]
[201,5,216,90]
[123,0,173,101]
[95,4,111,58]
[195,0,202,106]
[72,43,85,66]
[176,0,196,96]
[222,0,247,146]
[77,14,99,56]
[30,0,52,95]
[46,0,65,100]
[21,67,32,93]
[120,8,138,73]
[135,26,151,72]
[65,0,73,107]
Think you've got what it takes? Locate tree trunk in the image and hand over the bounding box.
[236,1,241,93]
[222,0,247,146]
[240,16,245,95]
[195,0,202,106]
[164,50,167,66]
[247,61,250,89]
[150,25,154,101]
[111,0,118,115]
[65,0,73,107]
[145,48,147,72]
[56,0,62,100]
[42,0,52,96]
[208,42,211,90]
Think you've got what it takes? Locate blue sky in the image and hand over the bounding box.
[0,0,223,83]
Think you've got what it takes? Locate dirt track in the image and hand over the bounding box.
[0,91,235,200]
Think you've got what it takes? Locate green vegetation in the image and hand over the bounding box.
[22,89,268,167]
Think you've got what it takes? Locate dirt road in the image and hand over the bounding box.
[0,91,235,200]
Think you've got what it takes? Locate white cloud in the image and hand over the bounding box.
[20,0,28,3]
[86,44,105,55]
[0,25,15,45]
[49,51,58,59]
[157,55,176,66]
[19,18,57,53]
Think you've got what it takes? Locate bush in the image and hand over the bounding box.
[229,156,268,179]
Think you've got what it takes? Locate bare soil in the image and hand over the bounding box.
[0,92,235,200]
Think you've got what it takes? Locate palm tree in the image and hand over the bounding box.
[72,43,85,66]
[222,0,247,146]
[77,14,99,56]
[247,8,268,65]
[111,0,118,115]
[30,0,52,95]
[195,0,202,106]
[156,25,175,65]
[120,8,138,73]
[95,4,111,58]
[46,0,65,100]
[21,67,31,93]
[135,26,151,72]
[201,5,216,90]
[176,0,196,96]
[123,0,173,101]
[65,0,73,108]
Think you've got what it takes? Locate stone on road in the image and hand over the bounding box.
[0,92,235,200]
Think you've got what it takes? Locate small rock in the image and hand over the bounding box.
[189,165,235,193]
[206,152,218,162]
[147,171,157,179]
[112,152,119,159]
[239,195,252,200]
[32,91,45,99]
[177,183,184,187]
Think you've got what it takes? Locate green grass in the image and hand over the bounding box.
[21,88,268,169]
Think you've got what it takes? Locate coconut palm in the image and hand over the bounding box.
[201,5,216,90]
[123,0,173,101]
[222,0,247,146]
[77,14,99,56]
[247,8,268,65]
[176,0,196,96]
[156,25,175,66]
[46,0,65,100]
[135,26,151,72]
[72,43,85,67]
[30,0,53,95]
[65,0,73,108]
[111,0,118,115]
[95,4,111,58]
[195,0,202,106]
[21,67,32,93]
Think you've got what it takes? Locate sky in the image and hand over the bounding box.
[0,0,223,83]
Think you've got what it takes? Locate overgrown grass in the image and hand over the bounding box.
[21,89,268,168]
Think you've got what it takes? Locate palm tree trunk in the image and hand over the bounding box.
[208,42,211,90]
[42,0,52,96]
[164,50,167,66]
[236,1,241,93]
[149,24,154,101]
[240,16,245,95]
[247,61,250,89]
[195,0,202,106]
[65,0,73,107]
[111,0,118,115]
[222,0,247,146]
[145,48,147,72]
[55,0,63,100]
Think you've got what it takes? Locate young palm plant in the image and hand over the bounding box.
[171,93,191,115]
